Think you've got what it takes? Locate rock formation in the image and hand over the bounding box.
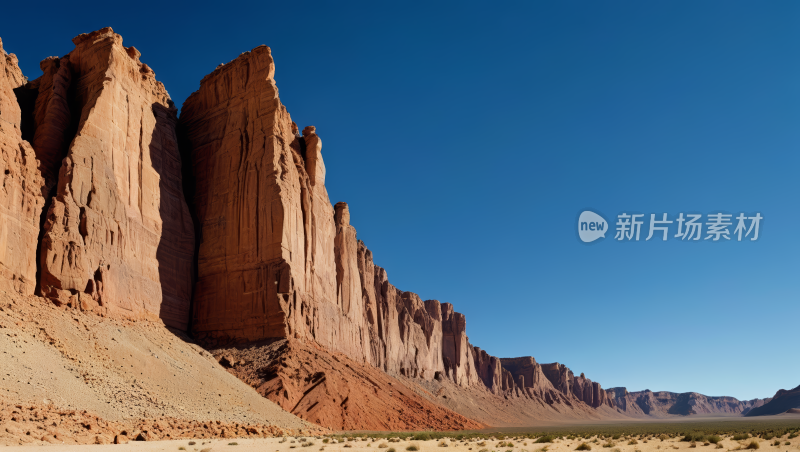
[179,42,640,420]
[0,38,45,295]
[29,28,195,329]
[745,384,799,416]
[539,362,614,408]
[180,45,481,389]
[605,387,769,417]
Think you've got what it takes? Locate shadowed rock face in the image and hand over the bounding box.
[0,39,46,295]
[745,385,799,416]
[33,28,195,329]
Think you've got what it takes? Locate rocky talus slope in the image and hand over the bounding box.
[0,27,789,442]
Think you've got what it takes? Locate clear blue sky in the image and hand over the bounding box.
[3,1,798,401]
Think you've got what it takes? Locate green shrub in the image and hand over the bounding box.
[536,436,555,444]
[407,444,420,451]
[228,443,239,446]
[379,443,388,448]
[323,439,330,444]
[732,434,750,441]
[413,434,432,441]
[388,448,396,452]
[612,435,621,440]
[707,436,721,444]
[576,443,592,450]
[628,439,638,445]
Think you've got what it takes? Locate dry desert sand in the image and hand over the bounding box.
[2,427,800,452]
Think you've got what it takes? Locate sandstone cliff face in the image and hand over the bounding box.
[0,39,45,295]
[540,362,614,408]
[181,46,481,389]
[33,28,195,329]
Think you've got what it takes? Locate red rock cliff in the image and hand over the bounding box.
[0,39,45,295]
[33,28,195,329]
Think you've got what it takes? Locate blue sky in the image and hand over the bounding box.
[3,1,798,401]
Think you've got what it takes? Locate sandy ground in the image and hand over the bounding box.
[1,430,799,452]
[0,290,315,434]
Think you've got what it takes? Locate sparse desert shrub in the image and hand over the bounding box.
[323,439,330,444]
[708,436,722,444]
[479,449,488,452]
[612,435,621,440]
[379,443,389,448]
[303,442,315,447]
[390,438,401,443]
[789,433,799,440]
[344,445,352,449]
[439,440,448,447]
[388,448,396,452]
[407,444,420,451]
[478,441,487,447]
[414,434,433,441]
[785,441,791,445]
[576,442,592,450]
[629,439,639,445]
[611,448,621,452]
[744,440,759,450]
[536,436,555,444]
[690,441,697,448]
[179,448,186,451]
[715,444,723,449]
[771,440,780,446]
[228,443,239,446]
[602,441,616,448]
[188,442,197,446]
[659,435,668,442]
[732,434,750,441]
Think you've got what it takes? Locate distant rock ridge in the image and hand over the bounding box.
[605,387,769,417]
[745,384,799,417]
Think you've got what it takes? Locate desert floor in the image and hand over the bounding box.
[2,425,799,452]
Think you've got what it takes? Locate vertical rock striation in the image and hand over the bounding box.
[34,28,195,329]
[0,38,45,295]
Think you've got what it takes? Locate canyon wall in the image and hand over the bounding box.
[0,29,195,329]
[179,43,615,411]
[0,39,45,295]
[0,28,773,430]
